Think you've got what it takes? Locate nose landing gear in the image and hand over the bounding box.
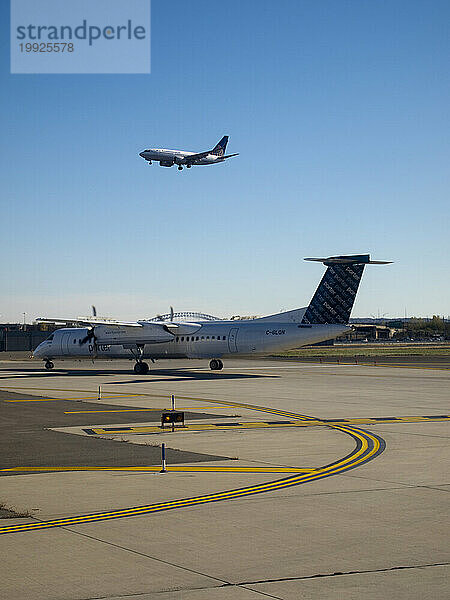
[44,360,54,370]
[209,359,223,371]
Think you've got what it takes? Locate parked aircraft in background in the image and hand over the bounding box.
[139,136,238,170]
[33,254,391,374]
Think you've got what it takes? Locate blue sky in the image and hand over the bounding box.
[1,0,449,322]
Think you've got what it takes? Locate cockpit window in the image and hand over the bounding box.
[47,334,54,341]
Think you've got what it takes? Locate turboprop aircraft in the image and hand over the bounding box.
[139,135,238,170]
[33,254,391,374]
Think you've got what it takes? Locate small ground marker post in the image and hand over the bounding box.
[97,386,102,401]
[160,443,166,473]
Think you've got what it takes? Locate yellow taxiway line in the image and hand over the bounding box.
[0,465,316,474]
[83,414,450,436]
[0,423,385,535]
[4,395,141,403]
[64,407,226,413]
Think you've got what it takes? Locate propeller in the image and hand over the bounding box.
[79,327,97,346]
[156,306,175,322]
[92,305,97,317]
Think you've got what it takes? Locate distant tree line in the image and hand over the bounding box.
[388,316,450,340]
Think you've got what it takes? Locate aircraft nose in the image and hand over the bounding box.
[139,152,146,158]
[33,344,43,358]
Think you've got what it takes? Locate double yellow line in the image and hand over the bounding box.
[0,422,384,535]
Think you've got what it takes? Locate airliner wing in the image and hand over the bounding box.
[222,153,239,158]
[185,151,210,162]
[36,317,202,345]
[36,317,142,327]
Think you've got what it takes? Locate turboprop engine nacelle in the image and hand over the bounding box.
[163,322,202,336]
[94,324,174,345]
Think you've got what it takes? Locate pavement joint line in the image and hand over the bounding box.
[0,398,386,535]
[233,561,450,585]
[46,525,234,589]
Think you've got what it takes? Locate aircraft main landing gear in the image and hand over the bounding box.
[186,164,191,168]
[128,344,150,375]
[45,360,54,370]
[177,165,183,170]
[134,361,149,375]
[209,359,223,371]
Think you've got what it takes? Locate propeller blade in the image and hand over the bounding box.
[170,306,174,321]
[79,327,97,345]
[92,305,97,317]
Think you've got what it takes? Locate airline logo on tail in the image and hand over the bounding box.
[302,254,392,325]
[211,136,229,156]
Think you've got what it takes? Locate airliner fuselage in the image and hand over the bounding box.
[34,321,348,362]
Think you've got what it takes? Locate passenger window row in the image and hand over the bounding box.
[175,335,227,342]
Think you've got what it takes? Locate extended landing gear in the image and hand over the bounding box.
[209,359,223,371]
[44,360,54,370]
[128,344,150,375]
[186,164,191,168]
[147,160,152,165]
[134,361,149,375]
[177,165,183,171]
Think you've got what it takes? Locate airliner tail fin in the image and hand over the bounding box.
[302,254,392,325]
[211,136,229,156]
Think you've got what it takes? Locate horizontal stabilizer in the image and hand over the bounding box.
[304,254,392,265]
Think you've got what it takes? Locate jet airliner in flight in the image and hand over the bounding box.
[139,136,238,170]
[33,254,391,374]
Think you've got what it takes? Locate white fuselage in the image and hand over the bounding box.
[140,148,223,166]
[33,320,349,362]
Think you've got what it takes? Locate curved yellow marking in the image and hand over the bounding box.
[0,396,385,535]
[0,424,382,535]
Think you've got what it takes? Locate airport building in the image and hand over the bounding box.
[0,323,58,352]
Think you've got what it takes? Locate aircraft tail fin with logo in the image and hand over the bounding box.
[211,136,229,156]
[301,254,392,325]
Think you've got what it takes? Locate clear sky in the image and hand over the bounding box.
[1,0,449,323]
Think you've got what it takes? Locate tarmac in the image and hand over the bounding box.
[0,356,449,599]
